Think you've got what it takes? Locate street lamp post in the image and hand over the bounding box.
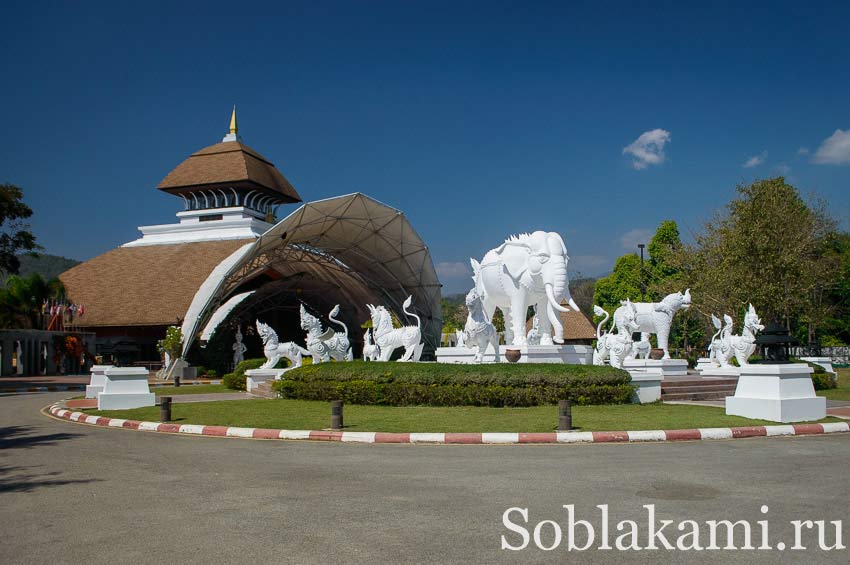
[637,243,646,300]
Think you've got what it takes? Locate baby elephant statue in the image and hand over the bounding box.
[256,320,312,369]
[463,288,500,363]
[592,302,639,369]
[366,296,424,361]
[300,304,353,363]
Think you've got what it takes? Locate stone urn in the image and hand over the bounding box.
[649,348,664,360]
[505,349,522,363]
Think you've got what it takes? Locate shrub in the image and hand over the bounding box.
[194,366,207,376]
[222,358,266,390]
[271,361,633,407]
[811,371,837,390]
[205,369,218,378]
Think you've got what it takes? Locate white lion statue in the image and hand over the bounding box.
[256,320,311,369]
[300,304,353,364]
[613,289,691,360]
[712,304,764,368]
[463,288,500,363]
[366,296,424,362]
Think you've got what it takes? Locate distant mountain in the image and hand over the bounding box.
[12,253,81,281]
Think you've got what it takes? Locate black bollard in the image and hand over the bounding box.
[174,375,181,387]
[160,396,172,422]
[558,399,572,431]
[330,400,344,430]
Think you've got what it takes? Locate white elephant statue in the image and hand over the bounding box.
[471,231,580,347]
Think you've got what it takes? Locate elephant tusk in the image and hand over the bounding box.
[568,297,580,311]
[546,284,571,313]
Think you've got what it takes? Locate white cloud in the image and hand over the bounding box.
[623,129,671,170]
[619,228,654,250]
[797,147,810,156]
[742,150,767,168]
[435,261,471,280]
[774,163,791,175]
[811,129,850,165]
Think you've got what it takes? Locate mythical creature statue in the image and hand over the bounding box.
[471,231,580,347]
[526,309,541,346]
[613,289,691,360]
[712,304,764,368]
[367,296,424,361]
[593,302,639,369]
[463,288,500,363]
[362,328,380,361]
[706,313,726,366]
[300,304,353,364]
[455,329,466,347]
[256,320,312,369]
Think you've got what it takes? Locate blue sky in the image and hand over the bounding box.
[2,1,849,294]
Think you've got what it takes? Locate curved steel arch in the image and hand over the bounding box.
[180,193,443,358]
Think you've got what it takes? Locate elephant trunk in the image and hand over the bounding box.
[546,301,565,343]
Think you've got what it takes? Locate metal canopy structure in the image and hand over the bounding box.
[180,193,442,358]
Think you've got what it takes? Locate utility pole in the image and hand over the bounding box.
[637,243,646,301]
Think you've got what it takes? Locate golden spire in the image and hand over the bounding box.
[229,105,238,135]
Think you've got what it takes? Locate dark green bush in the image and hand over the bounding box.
[222,358,266,390]
[271,361,633,406]
[205,369,218,378]
[811,371,837,391]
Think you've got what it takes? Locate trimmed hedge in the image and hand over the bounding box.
[271,361,633,407]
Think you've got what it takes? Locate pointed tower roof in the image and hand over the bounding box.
[157,109,302,203]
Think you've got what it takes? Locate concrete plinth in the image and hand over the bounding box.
[629,370,663,404]
[695,357,715,372]
[800,356,835,374]
[698,365,741,377]
[86,364,113,399]
[622,358,688,377]
[98,367,155,410]
[435,344,592,365]
[725,363,826,423]
[245,368,288,391]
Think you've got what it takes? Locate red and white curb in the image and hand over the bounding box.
[45,402,850,444]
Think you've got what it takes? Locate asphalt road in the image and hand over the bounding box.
[1,392,848,564]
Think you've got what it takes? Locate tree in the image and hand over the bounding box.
[592,254,642,317]
[679,177,837,333]
[0,273,64,329]
[1,183,40,274]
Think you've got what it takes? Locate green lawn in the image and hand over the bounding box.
[151,384,230,396]
[86,399,838,433]
[818,368,850,401]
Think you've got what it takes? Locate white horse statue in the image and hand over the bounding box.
[463,288,500,363]
[593,302,638,369]
[712,304,764,368]
[300,304,353,364]
[362,328,380,361]
[256,320,312,369]
[367,296,424,362]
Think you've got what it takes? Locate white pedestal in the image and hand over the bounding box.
[800,357,835,374]
[435,344,593,365]
[245,368,288,391]
[622,358,688,377]
[629,370,663,404]
[695,357,715,372]
[725,363,826,423]
[98,367,155,410]
[698,365,741,377]
[86,364,113,399]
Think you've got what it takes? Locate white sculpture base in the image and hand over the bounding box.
[622,358,688,377]
[698,365,742,377]
[800,356,835,374]
[695,357,715,372]
[245,368,289,392]
[86,364,113,399]
[435,344,593,365]
[629,370,663,404]
[725,363,826,423]
[98,367,155,410]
